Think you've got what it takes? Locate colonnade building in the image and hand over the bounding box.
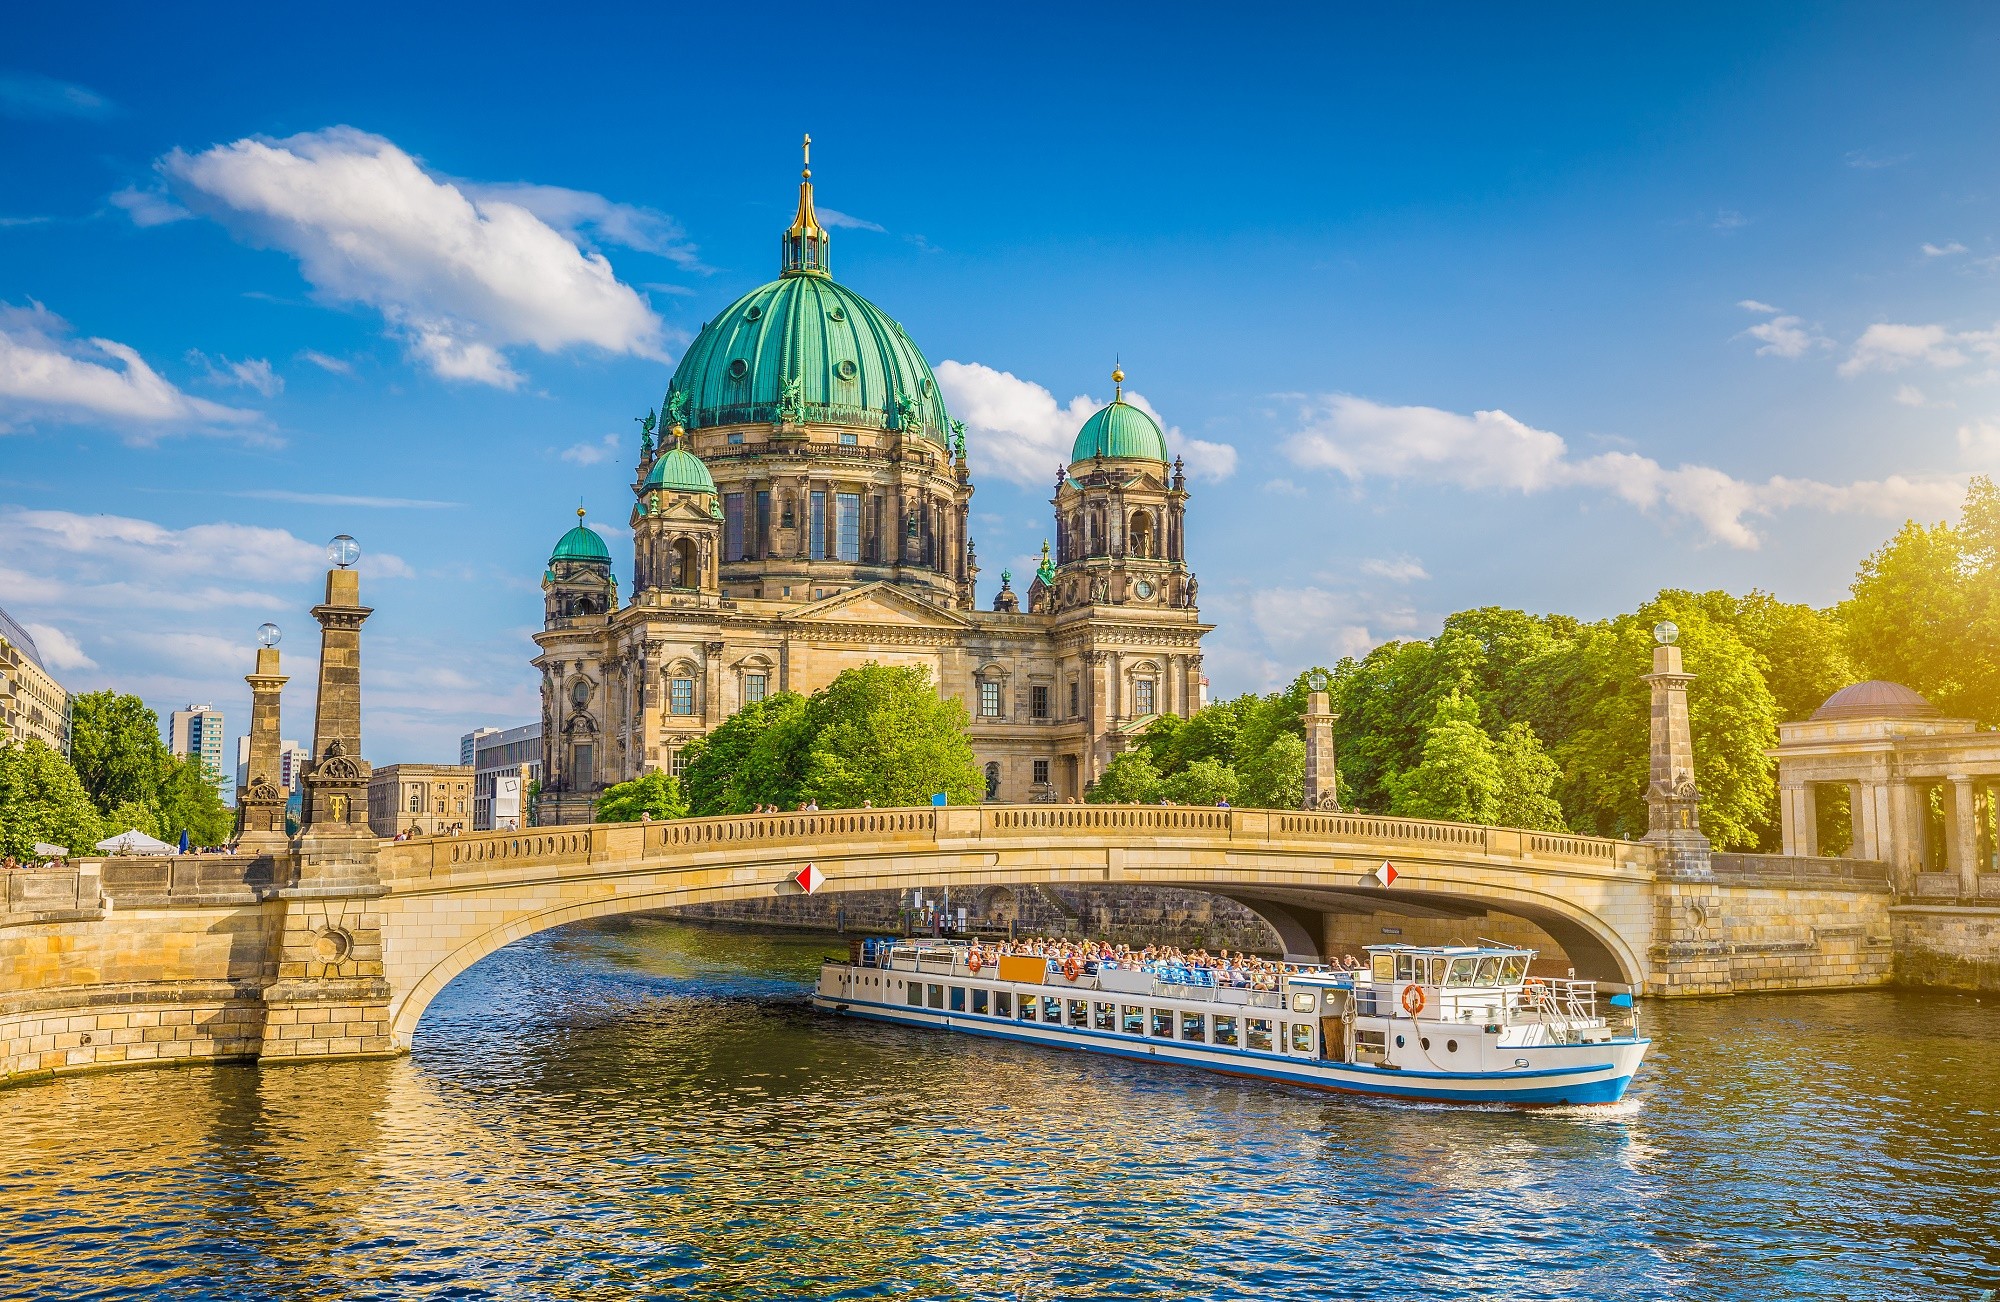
[532,146,1210,824]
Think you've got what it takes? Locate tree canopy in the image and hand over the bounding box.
[65,691,232,847]
[0,740,104,858]
[595,770,689,822]
[678,665,980,814]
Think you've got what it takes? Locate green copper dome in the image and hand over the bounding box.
[666,276,952,443]
[642,443,718,495]
[1071,398,1168,463]
[550,511,611,565]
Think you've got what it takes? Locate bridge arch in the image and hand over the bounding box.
[376,806,1657,1046]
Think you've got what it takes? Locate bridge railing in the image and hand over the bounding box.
[378,803,1644,882]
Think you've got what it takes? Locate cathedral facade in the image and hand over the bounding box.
[533,146,1210,824]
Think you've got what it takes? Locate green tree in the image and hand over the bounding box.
[68,691,166,815]
[1088,750,1163,803]
[801,665,981,807]
[1160,757,1240,806]
[595,770,689,822]
[1389,691,1505,824]
[1238,731,1305,809]
[679,692,809,815]
[1491,722,1567,832]
[0,740,104,858]
[1842,476,1998,725]
[152,753,233,847]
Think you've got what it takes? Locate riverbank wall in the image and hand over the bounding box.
[1889,905,2000,992]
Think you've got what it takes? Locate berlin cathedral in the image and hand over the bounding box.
[533,144,1211,823]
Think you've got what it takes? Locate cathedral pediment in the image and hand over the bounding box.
[782,582,972,630]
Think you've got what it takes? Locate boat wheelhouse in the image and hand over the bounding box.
[813,940,1648,1106]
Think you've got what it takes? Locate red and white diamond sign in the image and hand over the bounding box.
[1373,861,1399,887]
[794,862,825,894]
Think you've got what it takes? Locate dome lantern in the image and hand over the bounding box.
[1070,365,1169,463]
[782,133,829,278]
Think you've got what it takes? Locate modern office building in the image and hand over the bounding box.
[170,704,229,800]
[471,722,542,830]
[0,606,69,752]
[460,726,500,768]
[236,735,311,794]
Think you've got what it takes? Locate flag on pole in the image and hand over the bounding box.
[1372,861,1399,886]
[795,862,825,894]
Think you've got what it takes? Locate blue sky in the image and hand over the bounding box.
[3,3,1997,764]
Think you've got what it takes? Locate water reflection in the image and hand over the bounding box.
[1,918,1996,1300]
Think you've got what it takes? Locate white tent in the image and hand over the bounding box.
[95,828,175,855]
[31,842,69,858]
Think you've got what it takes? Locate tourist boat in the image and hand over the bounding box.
[813,940,1648,1106]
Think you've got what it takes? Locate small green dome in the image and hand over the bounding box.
[1071,398,1168,464]
[550,511,611,565]
[642,443,718,495]
[665,275,952,443]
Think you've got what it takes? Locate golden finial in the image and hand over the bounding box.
[1112,363,1125,400]
[576,506,587,521]
[802,132,812,179]
[669,422,686,446]
[784,133,828,275]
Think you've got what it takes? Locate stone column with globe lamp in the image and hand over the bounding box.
[232,622,290,855]
[1302,668,1341,812]
[263,533,394,1064]
[1641,620,1712,878]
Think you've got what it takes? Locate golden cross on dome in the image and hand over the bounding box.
[802,133,812,178]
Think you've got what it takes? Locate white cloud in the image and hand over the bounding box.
[1738,299,1781,314]
[21,622,94,671]
[461,181,701,265]
[1839,322,2000,377]
[817,207,885,233]
[1712,210,1748,231]
[1922,242,1968,258]
[1961,421,2000,462]
[297,349,352,374]
[0,73,113,120]
[1359,556,1429,583]
[0,302,262,436]
[561,433,622,466]
[189,351,283,396]
[1844,150,1910,170]
[1894,384,1927,407]
[1261,477,1307,497]
[1282,394,1965,550]
[934,360,1238,486]
[154,127,667,387]
[1739,313,1827,359]
[109,185,190,227]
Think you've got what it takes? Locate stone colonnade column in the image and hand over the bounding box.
[1950,776,1980,897]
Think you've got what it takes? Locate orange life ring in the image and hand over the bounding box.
[1062,957,1083,982]
[967,953,983,974]
[1401,984,1427,1016]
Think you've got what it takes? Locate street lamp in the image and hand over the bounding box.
[256,623,282,647]
[327,534,361,569]
[1307,668,1331,693]
[1652,620,1680,646]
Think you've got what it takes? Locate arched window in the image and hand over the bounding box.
[672,538,698,588]
[669,677,696,715]
[1129,510,1154,559]
[570,680,589,709]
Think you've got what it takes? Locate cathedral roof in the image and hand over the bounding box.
[549,509,611,565]
[663,144,952,443]
[642,441,718,495]
[1071,369,1168,463]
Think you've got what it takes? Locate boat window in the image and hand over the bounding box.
[906,983,923,1007]
[1150,1008,1174,1038]
[1093,1002,1115,1031]
[1447,958,1477,987]
[1372,953,1396,983]
[1290,1023,1314,1054]
[995,991,1012,1018]
[927,984,944,1010]
[1428,957,1450,985]
[1395,954,1418,982]
[1499,956,1529,984]
[1212,1015,1239,1047]
[1067,999,1089,1027]
[972,989,989,1015]
[1042,996,1061,1022]
[949,986,966,1012]
[1246,1018,1273,1052]
[1290,992,1317,1013]
[1475,957,1503,985]
[1121,1005,1145,1034]
[1180,1012,1206,1042]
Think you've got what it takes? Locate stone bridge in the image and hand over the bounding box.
[2,804,1897,1085]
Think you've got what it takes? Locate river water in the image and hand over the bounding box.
[2,918,1997,1301]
